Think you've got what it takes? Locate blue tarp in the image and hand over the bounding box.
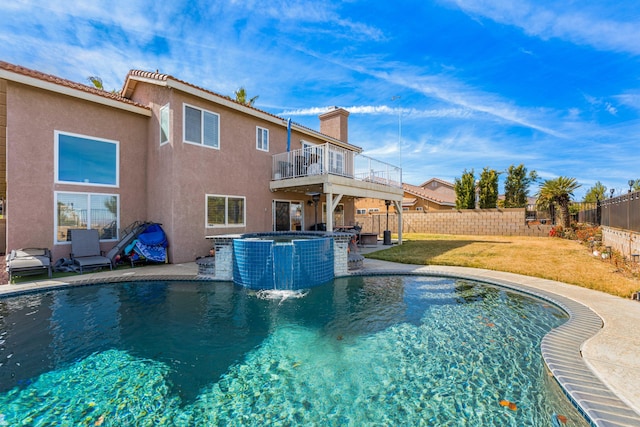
[126,223,168,263]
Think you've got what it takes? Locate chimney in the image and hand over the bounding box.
[319,107,349,143]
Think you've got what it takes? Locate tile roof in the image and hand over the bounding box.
[124,69,362,151]
[419,177,454,189]
[403,182,456,206]
[1,60,363,152]
[0,61,149,110]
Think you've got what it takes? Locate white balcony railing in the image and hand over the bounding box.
[272,143,401,188]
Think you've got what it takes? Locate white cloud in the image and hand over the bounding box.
[604,103,618,116]
[280,105,474,119]
[448,0,640,55]
[615,92,640,111]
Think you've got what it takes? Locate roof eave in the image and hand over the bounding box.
[124,73,362,153]
[0,68,151,117]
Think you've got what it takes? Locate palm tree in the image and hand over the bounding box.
[87,76,105,90]
[536,177,581,228]
[234,87,259,107]
[583,181,607,203]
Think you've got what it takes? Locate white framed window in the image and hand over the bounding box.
[184,104,220,149]
[417,207,424,212]
[356,209,367,215]
[206,194,245,227]
[55,131,119,187]
[256,127,269,151]
[368,208,379,213]
[55,192,119,243]
[329,149,344,175]
[160,104,170,145]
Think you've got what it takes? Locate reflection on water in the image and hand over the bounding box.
[0,277,589,426]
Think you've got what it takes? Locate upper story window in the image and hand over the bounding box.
[184,104,220,149]
[160,104,170,145]
[55,131,118,187]
[256,127,269,152]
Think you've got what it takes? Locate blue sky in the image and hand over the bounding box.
[2,0,639,199]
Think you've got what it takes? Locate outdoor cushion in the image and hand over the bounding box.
[6,248,52,281]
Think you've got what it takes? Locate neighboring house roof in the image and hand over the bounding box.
[0,61,150,115]
[122,69,363,153]
[419,177,454,189]
[403,182,456,206]
[402,197,417,207]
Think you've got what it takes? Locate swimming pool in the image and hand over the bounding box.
[0,276,589,426]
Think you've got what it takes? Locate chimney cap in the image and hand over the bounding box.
[319,107,350,118]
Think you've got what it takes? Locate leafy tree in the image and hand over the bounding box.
[632,179,640,191]
[583,181,607,203]
[503,164,538,208]
[104,196,118,215]
[234,87,259,106]
[478,167,499,208]
[536,177,581,228]
[454,169,476,210]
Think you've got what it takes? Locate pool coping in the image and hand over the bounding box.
[2,260,640,426]
[351,268,639,427]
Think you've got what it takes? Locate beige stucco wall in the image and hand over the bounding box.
[0,78,6,200]
[130,83,355,262]
[357,208,551,237]
[5,75,356,266]
[6,82,148,261]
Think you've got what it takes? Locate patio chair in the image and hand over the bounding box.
[70,229,113,274]
[6,248,52,282]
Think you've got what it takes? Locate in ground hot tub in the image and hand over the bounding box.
[231,234,334,290]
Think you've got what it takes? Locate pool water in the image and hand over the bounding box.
[0,276,590,426]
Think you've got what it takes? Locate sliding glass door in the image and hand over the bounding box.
[273,200,303,231]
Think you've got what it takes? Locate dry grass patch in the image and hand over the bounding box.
[365,234,640,298]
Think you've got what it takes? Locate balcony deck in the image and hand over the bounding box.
[270,144,404,201]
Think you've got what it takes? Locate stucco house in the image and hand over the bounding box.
[356,178,455,214]
[0,61,403,264]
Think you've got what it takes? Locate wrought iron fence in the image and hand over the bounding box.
[600,191,640,232]
[575,202,599,224]
[573,191,640,232]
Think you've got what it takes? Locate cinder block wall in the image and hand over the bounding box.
[602,226,640,257]
[356,208,551,237]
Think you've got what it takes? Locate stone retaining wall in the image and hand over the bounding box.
[356,208,552,237]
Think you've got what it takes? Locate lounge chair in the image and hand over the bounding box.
[6,248,52,281]
[70,229,113,274]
